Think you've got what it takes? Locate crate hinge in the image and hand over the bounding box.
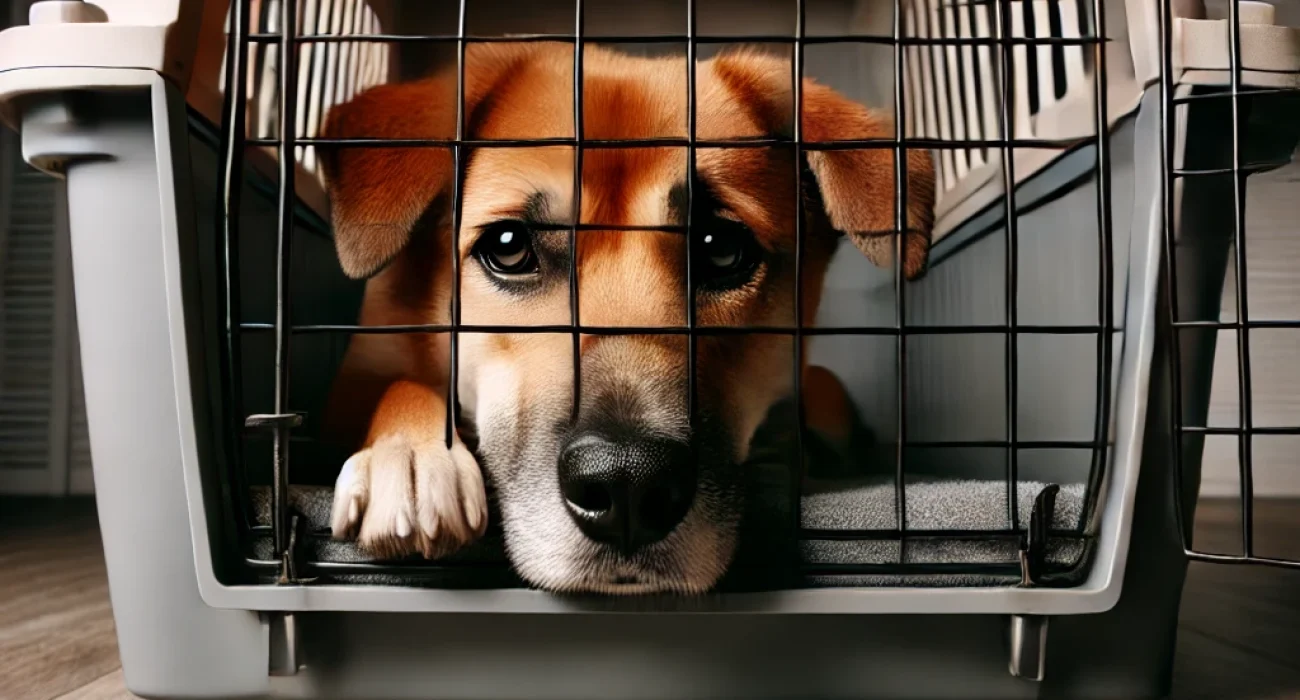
[244,412,316,585]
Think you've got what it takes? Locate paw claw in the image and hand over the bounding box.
[465,499,483,533]
[329,435,486,560]
[421,512,439,541]
[330,451,370,538]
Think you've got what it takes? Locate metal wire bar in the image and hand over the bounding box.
[907,438,1102,447]
[799,562,1048,576]
[446,0,469,448]
[892,0,910,555]
[993,0,1020,531]
[270,0,299,569]
[252,525,1085,544]
[1173,87,1299,104]
[801,528,1090,541]
[246,135,1090,149]
[251,524,1091,541]
[241,556,1082,578]
[246,558,515,574]
[218,0,252,531]
[539,223,689,233]
[246,32,1105,47]
[1158,0,1191,551]
[792,0,808,559]
[1226,0,1255,557]
[1082,0,1117,530]
[1187,552,1300,571]
[570,0,585,422]
[686,0,699,435]
[1170,319,1300,329]
[1180,426,1300,436]
[241,557,1084,579]
[242,433,1107,448]
[1173,163,1290,177]
[238,322,1115,335]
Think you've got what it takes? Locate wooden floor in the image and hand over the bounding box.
[1,498,1297,700]
[0,499,127,700]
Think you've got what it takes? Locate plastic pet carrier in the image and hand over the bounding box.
[0,0,1296,698]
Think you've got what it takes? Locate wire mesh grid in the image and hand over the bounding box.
[213,0,1121,589]
[1159,0,1300,572]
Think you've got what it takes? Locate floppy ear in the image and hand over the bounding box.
[319,44,542,279]
[709,51,937,280]
[801,81,937,280]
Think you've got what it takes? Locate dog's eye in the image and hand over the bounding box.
[694,224,758,286]
[475,221,538,275]
[702,232,742,269]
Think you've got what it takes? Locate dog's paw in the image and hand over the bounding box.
[329,434,488,559]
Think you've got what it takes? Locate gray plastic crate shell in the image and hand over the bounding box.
[16,70,1213,698]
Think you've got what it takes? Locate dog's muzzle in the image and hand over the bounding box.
[558,433,696,555]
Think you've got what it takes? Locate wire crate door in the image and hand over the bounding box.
[1160,0,1300,569]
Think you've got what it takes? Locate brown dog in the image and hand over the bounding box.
[319,43,934,594]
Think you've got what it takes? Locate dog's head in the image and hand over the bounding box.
[321,44,934,594]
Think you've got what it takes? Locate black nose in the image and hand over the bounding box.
[558,434,696,554]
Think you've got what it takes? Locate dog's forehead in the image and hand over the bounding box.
[459,50,799,251]
[467,47,779,141]
[460,147,681,225]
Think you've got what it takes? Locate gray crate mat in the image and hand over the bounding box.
[249,478,1087,588]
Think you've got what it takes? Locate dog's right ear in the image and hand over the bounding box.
[319,45,538,279]
[706,50,936,280]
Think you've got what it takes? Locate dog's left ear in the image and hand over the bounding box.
[801,81,937,280]
[319,44,543,279]
[709,52,937,280]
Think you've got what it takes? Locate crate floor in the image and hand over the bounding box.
[1,497,1298,699]
[247,478,1089,588]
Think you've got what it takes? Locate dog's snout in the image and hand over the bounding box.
[558,434,695,554]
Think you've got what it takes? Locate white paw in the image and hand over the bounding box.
[329,435,488,559]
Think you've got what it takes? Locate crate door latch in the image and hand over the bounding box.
[1008,484,1060,682]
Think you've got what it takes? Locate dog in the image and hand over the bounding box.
[318,43,935,594]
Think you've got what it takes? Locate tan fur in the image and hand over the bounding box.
[318,43,935,582]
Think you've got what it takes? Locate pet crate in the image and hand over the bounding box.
[0,0,1297,697]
